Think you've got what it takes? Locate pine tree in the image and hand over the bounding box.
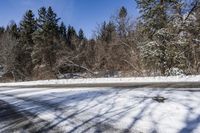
[19,10,36,42]
[97,21,116,43]
[32,6,60,79]
[0,27,4,36]
[135,0,169,38]
[78,29,84,40]
[59,22,67,39]
[77,28,86,51]
[46,6,60,35]
[14,10,37,79]
[136,0,184,75]
[66,25,77,49]
[7,21,19,39]
[37,7,47,30]
[119,6,127,18]
[117,6,131,39]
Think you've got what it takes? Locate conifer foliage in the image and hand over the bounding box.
[0,2,199,81]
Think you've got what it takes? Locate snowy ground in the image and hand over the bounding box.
[0,85,200,133]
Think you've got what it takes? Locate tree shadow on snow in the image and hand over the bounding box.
[0,86,200,133]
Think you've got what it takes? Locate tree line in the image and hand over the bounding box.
[0,0,199,81]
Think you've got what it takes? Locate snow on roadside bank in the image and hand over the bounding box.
[0,75,200,87]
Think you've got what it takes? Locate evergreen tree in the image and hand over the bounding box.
[32,7,47,66]
[77,28,86,51]
[78,29,85,40]
[97,21,116,43]
[14,10,37,79]
[46,6,60,35]
[32,6,60,79]
[117,6,130,38]
[135,0,169,38]
[37,7,47,30]
[66,25,77,49]
[7,21,19,38]
[136,0,184,75]
[119,6,127,18]
[0,27,4,36]
[19,10,36,45]
[59,22,67,39]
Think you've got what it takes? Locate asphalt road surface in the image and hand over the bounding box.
[0,85,200,133]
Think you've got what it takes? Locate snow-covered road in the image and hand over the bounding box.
[0,86,200,133]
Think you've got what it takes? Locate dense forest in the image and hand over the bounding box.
[0,0,199,81]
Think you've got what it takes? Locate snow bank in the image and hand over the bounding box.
[0,75,200,87]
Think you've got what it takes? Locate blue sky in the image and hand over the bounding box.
[0,0,139,38]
